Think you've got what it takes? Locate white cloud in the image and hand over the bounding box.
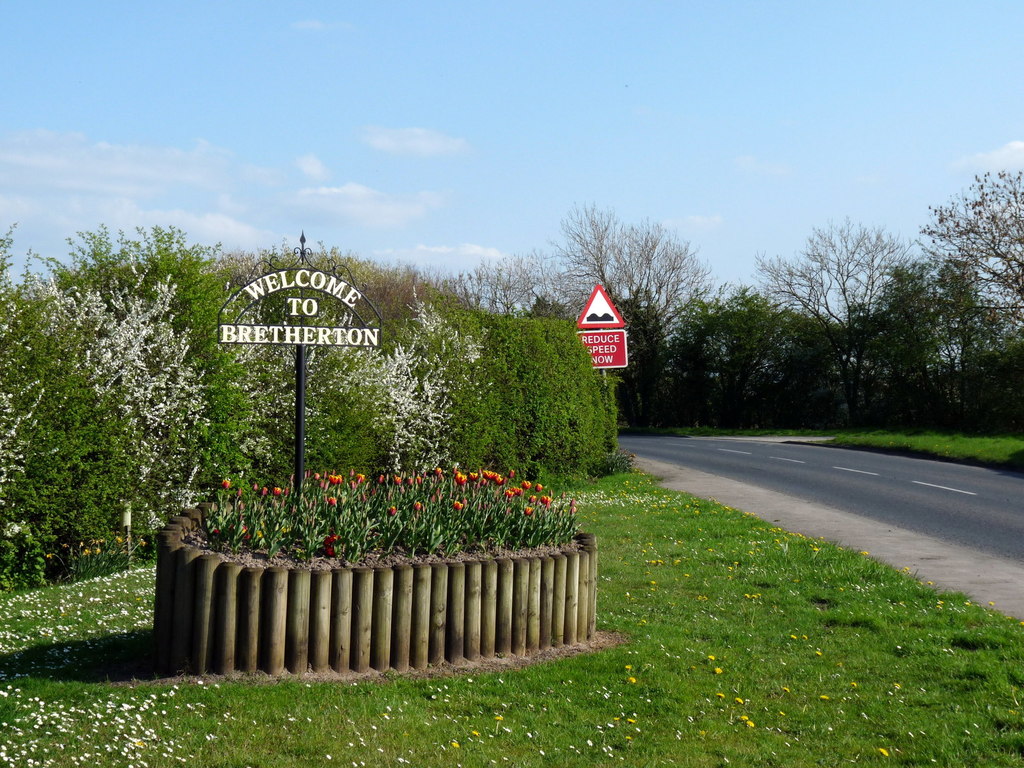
[296,153,329,181]
[734,154,791,176]
[291,19,327,30]
[0,130,233,198]
[0,130,280,259]
[373,242,508,272]
[957,141,1024,172]
[294,183,443,228]
[359,126,470,157]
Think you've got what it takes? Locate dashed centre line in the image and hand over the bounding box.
[912,480,976,496]
[702,447,979,498]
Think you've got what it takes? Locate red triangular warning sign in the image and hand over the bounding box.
[577,284,625,329]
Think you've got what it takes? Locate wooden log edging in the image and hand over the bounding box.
[153,510,599,676]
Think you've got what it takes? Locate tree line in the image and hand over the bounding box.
[449,172,1024,432]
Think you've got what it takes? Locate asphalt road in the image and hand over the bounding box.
[619,434,1024,563]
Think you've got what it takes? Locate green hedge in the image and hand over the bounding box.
[449,309,617,478]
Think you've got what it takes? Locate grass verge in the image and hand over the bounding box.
[827,430,1024,470]
[3,472,1024,766]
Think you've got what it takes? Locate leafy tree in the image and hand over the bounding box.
[870,260,1012,429]
[666,289,834,428]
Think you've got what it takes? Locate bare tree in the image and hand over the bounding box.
[555,204,711,426]
[555,204,710,321]
[757,218,912,424]
[921,170,1024,320]
[443,250,566,316]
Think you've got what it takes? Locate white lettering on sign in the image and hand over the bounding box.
[577,328,628,369]
[579,333,622,345]
[219,324,381,347]
[241,269,363,307]
[287,297,320,316]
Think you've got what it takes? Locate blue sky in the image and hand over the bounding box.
[3,1,1024,285]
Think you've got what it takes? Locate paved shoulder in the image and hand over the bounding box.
[636,456,1024,620]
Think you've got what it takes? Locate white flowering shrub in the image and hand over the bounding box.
[39,275,207,523]
[340,301,483,473]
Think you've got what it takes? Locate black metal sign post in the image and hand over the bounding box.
[294,340,306,490]
[217,233,382,494]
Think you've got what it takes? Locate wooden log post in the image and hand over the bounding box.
[371,567,394,672]
[213,562,242,675]
[464,560,482,661]
[330,568,353,673]
[564,552,579,645]
[495,558,513,655]
[168,547,200,674]
[551,553,567,648]
[351,568,374,673]
[286,570,311,675]
[410,564,432,670]
[584,535,598,639]
[192,554,221,674]
[428,564,449,666]
[480,560,497,658]
[309,571,332,673]
[446,562,465,664]
[527,557,541,652]
[391,565,413,672]
[511,558,529,655]
[154,531,182,672]
[237,567,263,673]
[539,557,554,650]
[576,550,590,644]
[261,567,289,675]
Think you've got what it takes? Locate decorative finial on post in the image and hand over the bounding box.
[295,232,312,266]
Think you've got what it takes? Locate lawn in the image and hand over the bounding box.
[3,472,1024,766]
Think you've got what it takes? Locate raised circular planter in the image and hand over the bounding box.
[153,504,598,676]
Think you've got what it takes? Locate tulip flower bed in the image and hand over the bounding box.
[205,469,579,564]
[154,468,597,677]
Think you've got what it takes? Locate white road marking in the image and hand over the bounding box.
[834,466,880,476]
[771,456,805,463]
[717,448,752,455]
[912,480,976,496]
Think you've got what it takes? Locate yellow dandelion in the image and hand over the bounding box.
[819,695,830,700]
[745,720,755,728]
[782,686,790,693]
[879,747,890,757]
[451,741,460,748]
[734,697,745,704]
[716,693,725,699]
[627,676,637,684]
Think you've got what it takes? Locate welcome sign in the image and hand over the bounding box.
[218,260,381,349]
[217,234,382,489]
